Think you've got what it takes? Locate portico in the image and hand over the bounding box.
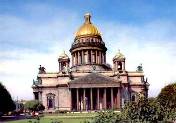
[69,73,121,111]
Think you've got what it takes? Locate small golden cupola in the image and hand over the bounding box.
[58,51,70,72]
[75,13,101,39]
[113,50,125,60]
[113,50,126,72]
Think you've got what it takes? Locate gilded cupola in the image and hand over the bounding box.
[58,50,69,60]
[75,13,101,39]
[113,50,125,60]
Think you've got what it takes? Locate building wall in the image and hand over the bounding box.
[41,88,59,110]
[58,87,71,110]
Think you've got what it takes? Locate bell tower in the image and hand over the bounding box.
[58,51,70,72]
[113,50,126,73]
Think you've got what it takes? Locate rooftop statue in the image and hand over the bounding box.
[39,65,46,74]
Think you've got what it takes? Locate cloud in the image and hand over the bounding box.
[1,4,176,100]
[101,20,176,97]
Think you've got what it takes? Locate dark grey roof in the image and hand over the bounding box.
[69,72,119,84]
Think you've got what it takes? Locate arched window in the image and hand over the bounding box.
[117,62,122,71]
[46,93,55,109]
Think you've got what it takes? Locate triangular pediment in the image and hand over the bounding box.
[69,72,119,84]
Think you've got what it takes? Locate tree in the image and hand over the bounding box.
[157,82,176,121]
[0,82,15,114]
[122,97,164,122]
[24,100,45,112]
[92,110,121,123]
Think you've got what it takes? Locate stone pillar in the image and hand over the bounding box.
[90,88,93,110]
[104,88,107,109]
[104,53,106,64]
[97,88,100,110]
[91,50,93,64]
[95,50,98,64]
[117,88,121,109]
[123,61,125,71]
[77,51,80,65]
[83,88,86,110]
[102,53,104,64]
[76,52,78,65]
[111,88,114,109]
[76,88,79,111]
[72,54,74,66]
[87,50,89,64]
[70,89,72,110]
[82,50,84,64]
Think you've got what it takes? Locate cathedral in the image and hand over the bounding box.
[32,13,149,112]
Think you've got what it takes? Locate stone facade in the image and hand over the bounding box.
[32,13,149,112]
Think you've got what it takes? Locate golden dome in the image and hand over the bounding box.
[59,50,69,59]
[113,50,125,60]
[75,13,101,38]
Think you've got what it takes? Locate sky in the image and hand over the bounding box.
[0,0,176,100]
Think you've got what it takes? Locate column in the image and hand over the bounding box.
[82,50,84,64]
[76,88,79,111]
[76,52,78,65]
[90,50,93,63]
[99,51,102,64]
[111,88,114,109]
[95,50,98,64]
[70,89,72,110]
[83,88,86,110]
[104,53,106,64]
[86,50,88,64]
[123,61,125,71]
[77,51,80,65]
[104,88,107,109]
[117,88,121,109]
[72,54,74,66]
[97,88,100,110]
[90,88,93,110]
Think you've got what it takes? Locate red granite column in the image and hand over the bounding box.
[111,88,114,109]
[83,88,86,110]
[117,88,121,110]
[97,88,100,110]
[104,88,107,109]
[76,88,79,111]
[90,88,93,110]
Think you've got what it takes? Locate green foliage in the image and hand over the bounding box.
[24,100,45,112]
[121,97,164,122]
[157,82,176,121]
[92,110,121,123]
[0,82,15,114]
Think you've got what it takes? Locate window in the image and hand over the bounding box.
[46,93,55,109]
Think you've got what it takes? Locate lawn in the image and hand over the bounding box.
[7,113,95,123]
[7,118,90,123]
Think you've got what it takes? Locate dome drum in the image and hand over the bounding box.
[70,41,107,53]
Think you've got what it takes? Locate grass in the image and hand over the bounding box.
[7,113,95,123]
[7,118,90,123]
